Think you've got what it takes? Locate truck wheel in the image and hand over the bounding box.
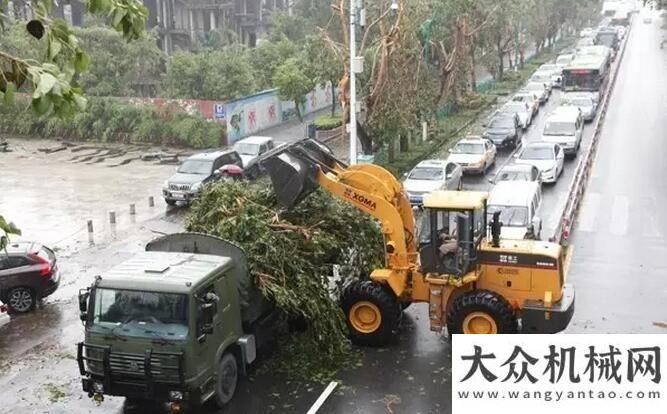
[215,353,239,407]
[7,287,35,314]
[341,281,400,346]
[447,290,517,335]
[165,199,176,206]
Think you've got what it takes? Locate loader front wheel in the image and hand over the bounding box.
[341,281,400,346]
[447,290,518,335]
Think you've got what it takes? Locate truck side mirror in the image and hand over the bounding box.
[78,288,89,322]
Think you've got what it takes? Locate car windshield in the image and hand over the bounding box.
[91,288,189,340]
[489,117,514,128]
[496,169,532,182]
[521,146,554,160]
[513,94,533,102]
[177,159,213,175]
[487,205,529,227]
[544,121,576,135]
[564,98,592,107]
[408,167,443,181]
[503,104,526,113]
[525,83,543,91]
[235,142,260,156]
[452,143,484,154]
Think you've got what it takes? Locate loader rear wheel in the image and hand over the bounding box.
[341,281,400,346]
[447,290,517,335]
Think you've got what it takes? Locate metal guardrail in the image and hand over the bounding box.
[549,21,633,246]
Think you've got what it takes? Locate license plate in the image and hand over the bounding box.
[172,192,185,199]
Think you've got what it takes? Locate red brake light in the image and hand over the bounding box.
[0,304,7,313]
[30,253,52,276]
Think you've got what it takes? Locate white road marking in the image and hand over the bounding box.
[306,381,339,414]
[609,195,629,236]
[577,192,601,233]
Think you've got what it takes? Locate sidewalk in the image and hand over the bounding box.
[256,106,335,144]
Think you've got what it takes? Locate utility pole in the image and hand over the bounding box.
[349,0,358,165]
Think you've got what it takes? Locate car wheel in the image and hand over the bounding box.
[7,287,35,314]
[215,353,239,407]
[165,199,176,206]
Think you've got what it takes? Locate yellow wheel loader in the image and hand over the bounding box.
[261,139,574,344]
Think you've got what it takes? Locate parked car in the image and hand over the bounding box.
[530,71,554,92]
[561,93,597,122]
[513,91,541,114]
[0,242,60,313]
[566,90,600,106]
[483,114,521,149]
[163,150,243,205]
[234,136,277,167]
[446,137,497,174]
[492,164,541,185]
[515,142,565,184]
[541,110,583,157]
[576,37,596,51]
[403,159,463,204]
[0,303,9,327]
[522,82,550,104]
[499,101,533,129]
[487,181,543,240]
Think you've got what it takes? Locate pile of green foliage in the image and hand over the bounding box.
[0,97,225,148]
[186,181,384,381]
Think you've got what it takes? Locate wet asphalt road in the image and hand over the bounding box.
[566,14,667,334]
[0,11,664,414]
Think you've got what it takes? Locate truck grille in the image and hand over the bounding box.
[108,352,182,383]
[169,183,190,191]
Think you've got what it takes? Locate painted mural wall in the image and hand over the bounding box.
[225,82,333,143]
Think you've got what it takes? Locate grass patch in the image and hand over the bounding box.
[44,382,67,403]
[313,113,343,130]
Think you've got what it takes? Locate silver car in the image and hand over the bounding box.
[403,159,463,205]
[561,93,598,122]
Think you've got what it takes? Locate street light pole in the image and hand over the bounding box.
[349,0,358,165]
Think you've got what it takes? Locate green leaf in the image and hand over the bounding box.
[74,51,90,73]
[3,82,15,105]
[112,9,127,28]
[48,38,63,60]
[34,72,58,97]
[32,95,52,116]
[74,95,88,111]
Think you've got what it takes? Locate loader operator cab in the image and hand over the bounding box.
[417,192,486,276]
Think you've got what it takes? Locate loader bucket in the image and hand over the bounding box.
[262,151,319,208]
[261,139,342,209]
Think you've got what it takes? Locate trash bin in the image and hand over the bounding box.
[307,123,317,139]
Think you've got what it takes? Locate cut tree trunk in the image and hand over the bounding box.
[330,82,336,117]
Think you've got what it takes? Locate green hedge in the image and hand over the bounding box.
[313,113,343,130]
[0,97,226,149]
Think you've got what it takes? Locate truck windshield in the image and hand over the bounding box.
[178,160,213,175]
[487,205,529,227]
[91,288,189,340]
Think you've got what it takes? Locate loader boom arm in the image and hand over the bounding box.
[261,139,418,270]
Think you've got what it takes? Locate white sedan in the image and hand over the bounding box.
[514,142,565,184]
[403,159,463,204]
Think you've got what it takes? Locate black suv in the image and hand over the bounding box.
[0,242,60,313]
[483,113,521,149]
[162,149,244,205]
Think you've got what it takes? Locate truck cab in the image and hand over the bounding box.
[77,234,274,412]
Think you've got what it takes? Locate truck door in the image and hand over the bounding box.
[194,284,219,376]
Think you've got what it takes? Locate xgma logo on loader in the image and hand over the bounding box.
[344,188,377,211]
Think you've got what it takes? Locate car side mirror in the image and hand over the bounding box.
[513,152,521,158]
[403,172,408,179]
[448,149,453,153]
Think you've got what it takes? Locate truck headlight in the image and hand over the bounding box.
[169,390,184,401]
[162,180,169,190]
[191,182,202,192]
[92,382,104,393]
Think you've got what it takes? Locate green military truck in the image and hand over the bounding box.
[76,233,277,412]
